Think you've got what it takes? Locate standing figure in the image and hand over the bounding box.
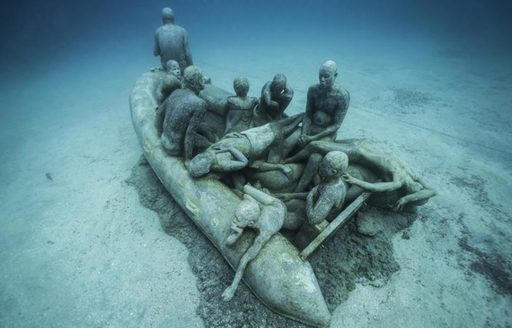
[161,66,207,161]
[154,7,193,72]
[253,74,294,126]
[293,60,350,192]
[224,77,258,134]
[222,184,286,301]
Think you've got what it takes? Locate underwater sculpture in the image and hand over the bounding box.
[222,184,286,301]
[154,7,193,72]
[295,60,351,192]
[224,77,258,134]
[253,73,294,126]
[133,22,436,322]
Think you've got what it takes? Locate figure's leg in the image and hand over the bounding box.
[294,153,322,192]
[282,199,306,230]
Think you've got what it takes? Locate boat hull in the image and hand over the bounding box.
[129,71,331,327]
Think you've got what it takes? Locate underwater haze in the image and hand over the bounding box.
[1,0,511,327]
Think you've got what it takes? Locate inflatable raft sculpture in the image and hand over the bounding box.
[130,70,434,327]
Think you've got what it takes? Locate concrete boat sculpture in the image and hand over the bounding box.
[130,70,332,327]
[130,69,436,327]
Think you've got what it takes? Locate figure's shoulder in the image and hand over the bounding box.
[307,84,321,93]
[332,85,349,97]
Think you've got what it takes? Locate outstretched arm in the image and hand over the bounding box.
[395,188,437,210]
[343,173,402,193]
[222,233,272,301]
[242,184,277,206]
[249,160,291,175]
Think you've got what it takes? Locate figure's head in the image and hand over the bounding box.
[165,60,181,77]
[188,151,214,178]
[233,197,260,229]
[233,77,249,97]
[319,60,338,89]
[161,7,175,24]
[183,66,205,94]
[271,73,287,94]
[318,151,348,178]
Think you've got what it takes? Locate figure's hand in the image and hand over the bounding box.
[298,135,311,146]
[394,198,407,211]
[222,286,236,301]
[342,173,357,184]
[279,164,292,177]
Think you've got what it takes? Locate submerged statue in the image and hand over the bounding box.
[187,114,302,178]
[253,74,294,126]
[161,66,208,160]
[222,184,286,301]
[224,77,258,134]
[154,7,193,72]
[293,60,350,192]
[287,139,437,211]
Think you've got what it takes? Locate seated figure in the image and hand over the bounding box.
[159,59,183,102]
[253,74,294,126]
[286,139,437,211]
[160,66,208,160]
[222,184,286,301]
[187,114,303,178]
[306,151,348,225]
[224,77,258,134]
[293,60,351,192]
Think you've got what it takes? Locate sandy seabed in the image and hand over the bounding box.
[1,37,511,327]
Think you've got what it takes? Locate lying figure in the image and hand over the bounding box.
[285,139,436,212]
[187,114,303,178]
[222,184,286,301]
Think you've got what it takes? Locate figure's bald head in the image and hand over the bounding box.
[321,60,338,74]
[162,7,175,24]
[319,151,348,178]
[319,60,338,89]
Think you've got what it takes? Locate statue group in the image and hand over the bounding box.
[151,7,436,303]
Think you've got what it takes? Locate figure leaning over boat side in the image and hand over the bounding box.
[253,73,294,126]
[222,184,286,301]
[286,139,437,212]
[154,7,193,72]
[187,114,303,178]
[224,77,258,135]
[293,60,350,192]
[161,66,210,161]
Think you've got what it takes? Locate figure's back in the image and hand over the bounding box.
[155,24,188,69]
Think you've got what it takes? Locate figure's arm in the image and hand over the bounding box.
[306,186,339,224]
[183,31,193,66]
[279,87,293,110]
[343,173,402,192]
[184,106,206,161]
[242,184,278,206]
[301,88,314,136]
[222,233,272,301]
[395,188,437,210]
[221,146,249,170]
[249,160,291,175]
[261,83,278,109]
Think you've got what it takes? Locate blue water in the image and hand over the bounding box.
[1,1,511,327]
